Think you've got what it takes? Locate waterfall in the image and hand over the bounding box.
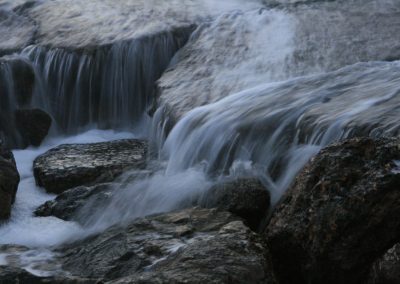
[162,61,400,203]
[21,27,194,134]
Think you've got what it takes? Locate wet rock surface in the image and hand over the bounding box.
[60,207,276,283]
[0,266,96,284]
[0,0,262,50]
[35,183,113,221]
[266,137,400,284]
[201,178,270,230]
[0,56,37,149]
[35,170,153,222]
[157,0,400,122]
[369,243,400,284]
[15,108,52,147]
[0,8,35,55]
[0,143,20,220]
[33,139,148,194]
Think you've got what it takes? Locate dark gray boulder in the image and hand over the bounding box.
[266,137,400,284]
[35,170,152,222]
[369,243,400,284]
[201,178,270,230]
[8,57,35,107]
[15,108,52,147]
[0,142,20,220]
[33,139,148,194]
[60,207,276,283]
[34,183,113,221]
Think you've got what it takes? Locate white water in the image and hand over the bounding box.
[0,130,136,274]
[1,0,400,277]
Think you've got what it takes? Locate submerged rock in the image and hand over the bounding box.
[33,139,148,194]
[35,170,153,221]
[266,137,400,284]
[369,243,400,284]
[0,143,20,220]
[35,183,113,221]
[201,178,270,230]
[61,207,276,283]
[15,108,52,147]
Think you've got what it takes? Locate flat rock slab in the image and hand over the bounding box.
[33,139,148,194]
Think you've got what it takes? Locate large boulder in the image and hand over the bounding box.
[201,178,270,230]
[33,139,148,194]
[266,137,400,284]
[368,243,400,284]
[0,143,20,220]
[15,108,52,147]
[157,0,400,122]
[60,207,276,283]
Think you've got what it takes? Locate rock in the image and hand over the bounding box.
[15,109,52,147]
[157,1,400,122]
[265,137,400,284]
[0,9,35,55]
[8,58,36,107]
[201,178,270,230]
[33,139,148,194]
[0,143,20,220]
[0,56,37,148]
[0,266,96,284]
[20,0,261,49]
[35,170,153,221]
[368,243,400,284]
[35,183,114,221]
[60,207,276,283]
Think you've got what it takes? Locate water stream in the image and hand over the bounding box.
[0,0,400,276]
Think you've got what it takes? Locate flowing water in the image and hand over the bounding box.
[0,0,400,275]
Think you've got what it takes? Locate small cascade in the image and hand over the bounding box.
[162,61,400,202]
[22,27,194,134]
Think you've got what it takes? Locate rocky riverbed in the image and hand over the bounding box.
[0,0,400,283]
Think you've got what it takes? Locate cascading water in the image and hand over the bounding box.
[1,0,400,277]
[23,27,194,134]
[162,61,400,203]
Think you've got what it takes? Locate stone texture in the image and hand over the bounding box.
[33,139,148,194]
[7,57,35,107]
[15,108,52,147]
[35,170,153,222]
[157,0,400,122]
[201,178,270,230]
[0,143,20,220]
[34,183,113,221]
[0,266,96,284]
[266,137,400,284]
[0,8,35,55]
[369,243,400,284]
[6,0,261,49]
[61,207,276,283]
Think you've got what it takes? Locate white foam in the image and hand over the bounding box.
[0,129,136,248]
